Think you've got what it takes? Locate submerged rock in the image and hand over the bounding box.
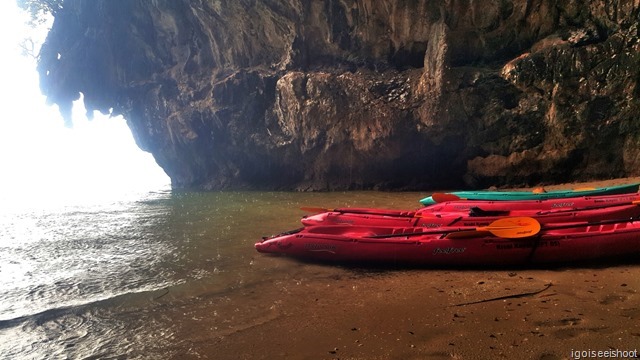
[37,0,640,190]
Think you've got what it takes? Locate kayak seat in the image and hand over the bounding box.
[468,207,510,217]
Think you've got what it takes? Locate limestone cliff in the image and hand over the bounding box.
[37,0,640,190]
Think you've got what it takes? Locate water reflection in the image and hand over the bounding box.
[0,190,427,358]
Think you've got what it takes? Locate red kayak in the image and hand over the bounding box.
[302,202,640,228]
[255,217,640,266]
[302,193,640,225]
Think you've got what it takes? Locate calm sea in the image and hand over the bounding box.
[0,187,425,359]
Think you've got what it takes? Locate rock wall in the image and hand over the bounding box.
[37,0,640,190]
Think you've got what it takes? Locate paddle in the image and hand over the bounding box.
[367,216,541,239]
[300,207,416,218]
[448,214,640,239]
[448,199,640,217]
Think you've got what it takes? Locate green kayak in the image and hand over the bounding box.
[420,182,640,205]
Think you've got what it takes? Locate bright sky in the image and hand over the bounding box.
[0,2,170,205]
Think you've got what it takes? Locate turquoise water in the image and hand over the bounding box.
[0,187,425,359]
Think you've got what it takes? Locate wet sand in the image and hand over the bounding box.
[153,178,640,359]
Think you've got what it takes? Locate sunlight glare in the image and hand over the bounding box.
[0,2,170,208]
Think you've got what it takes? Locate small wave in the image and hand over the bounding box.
[0,283,182,360]
[0,283,180,330]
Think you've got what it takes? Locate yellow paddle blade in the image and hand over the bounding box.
[477,216,541,238]
[573,187,597,191]
[445,217,541,239]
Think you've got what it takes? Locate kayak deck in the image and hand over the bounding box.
[419,183,640,205]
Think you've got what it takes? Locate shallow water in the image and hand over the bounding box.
[0,187,426,359]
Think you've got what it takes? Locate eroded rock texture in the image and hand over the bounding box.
[37,0,640,190]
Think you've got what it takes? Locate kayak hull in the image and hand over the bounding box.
[255,220,640,266]
[419,183,640,205]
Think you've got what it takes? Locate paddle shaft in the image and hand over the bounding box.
[380,217,640,238]
[367,217,540,239]
[301,207,418,218]
[455,200,640,217]
[366,215,640,239]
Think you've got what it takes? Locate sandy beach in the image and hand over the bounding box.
[160,264,639,360]
[146,178,640,359]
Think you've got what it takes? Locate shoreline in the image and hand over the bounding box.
[156,177,640,359]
